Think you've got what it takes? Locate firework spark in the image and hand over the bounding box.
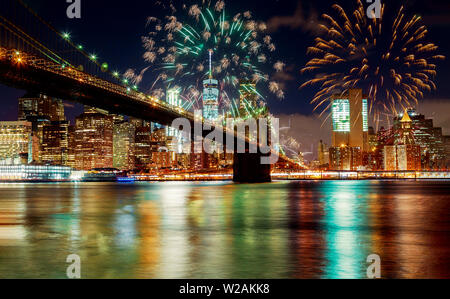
[301,0,444,123]
[128,0,285,113]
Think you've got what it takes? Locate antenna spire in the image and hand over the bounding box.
[209,49,213,79]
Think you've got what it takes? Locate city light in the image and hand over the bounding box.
[332,99,350,132]
[0,0,449,282]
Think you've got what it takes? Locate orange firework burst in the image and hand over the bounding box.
[301,0,445,123]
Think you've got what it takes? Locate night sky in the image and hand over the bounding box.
[1,0,450,156]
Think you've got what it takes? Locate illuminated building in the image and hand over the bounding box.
[201,76,220,165]
[394,109,445,169]
[384,112,421,171]
[166,88,184,138]
[41,121,70,166]
[190,143,203,171]
[329,146,362,171]
[368,127,378,150]
[383,146,397,171]
[134,124,153,170]
[219,152,234,169]
[151,150,177,170]
[366,127,383,170]
[18,93,66,162]
[134,127,151,169]
[318,140,330,167]
[203,79,219,121]
[74,110,114,170]
[0,165,71,181]
[113,121,135,170]
[129,117,152,130]
[18,93,65,122]
[165,88,187,153]
[0,121,35,165]
[203,50,220,121]
[384,145,421,171]
[444,136,450,168]
[67,125,76,169]
[177,153,191,170]
[331,89,369,152]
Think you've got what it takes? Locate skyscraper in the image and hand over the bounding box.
[331,89,368,150]
[165,88,187,153]
[18,93,65,122]
[166,88,183,137]
[318,140,330,167]
[66,125,76,169]
[203,79,219,121]
[134,125,152,170]
[18,93,66,163]
[113,121,135,170]
[203,50,220,121]
[393,109,446,169]
[74,109,114,170]
[329,145,362,171]
[329,89,368,170]
[444,135,450,168]
[0,121,34,165]
[384,112,421,171]
[41,121,70,166]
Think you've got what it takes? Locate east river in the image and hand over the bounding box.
[0,180,449,279]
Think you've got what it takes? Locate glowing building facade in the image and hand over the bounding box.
[331,99,350,133]
[331,89,368,150]
[330,89,369,171]
[202,79,219,121]
[0,165,71,181]
[134,125,152,170]
[165,88,187,154]
[394,109,446,169]
[166,88,183,136]
[74,109,114,170]
[18,93,66,163]
[113,121,135,170]
[18,93,65,122]
[41,121,70,166]
[318,140,330,167]
[329,146,362,171]
[384,112,421,171]
[0,121,35,165]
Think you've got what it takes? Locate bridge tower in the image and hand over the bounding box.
[232,120,272,183]
[233,152,272,183]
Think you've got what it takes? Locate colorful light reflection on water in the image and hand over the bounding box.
[0,181,449,279]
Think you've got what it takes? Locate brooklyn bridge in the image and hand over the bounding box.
[0,0,300,182]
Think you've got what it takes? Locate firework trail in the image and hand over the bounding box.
[279,135,302,158]
[126,0,285,114]
[301,0,444,124]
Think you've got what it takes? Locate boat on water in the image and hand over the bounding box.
[82,168,134,182]
[82,168,121,182]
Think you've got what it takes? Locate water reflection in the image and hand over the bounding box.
[0,181,449,278]
[319,181,371,279]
